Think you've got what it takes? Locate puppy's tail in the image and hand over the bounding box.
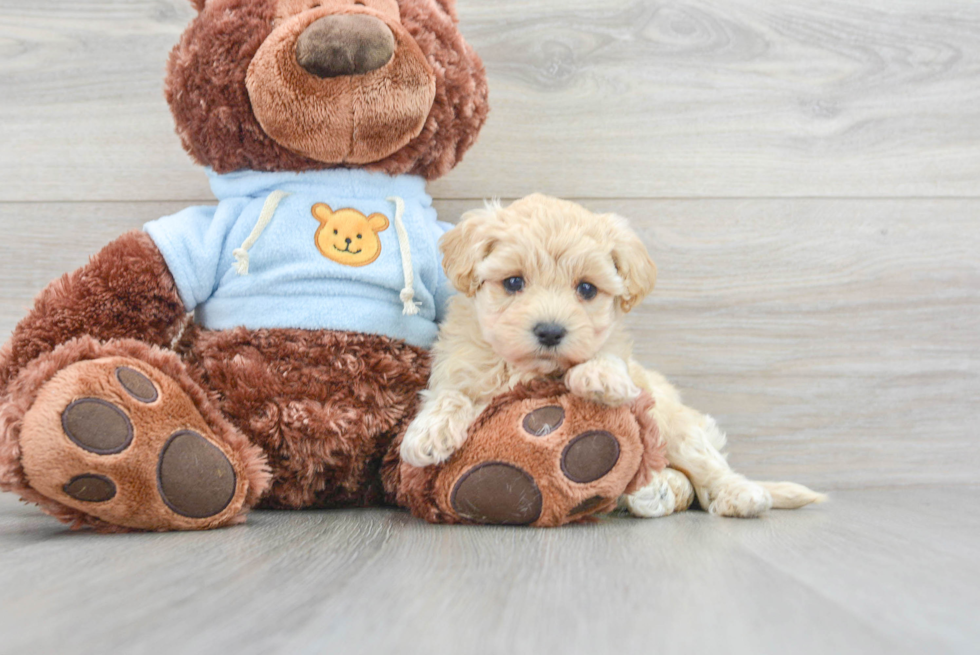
[759,481,828,509]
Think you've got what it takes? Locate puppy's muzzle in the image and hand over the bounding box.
[533,322,567,348]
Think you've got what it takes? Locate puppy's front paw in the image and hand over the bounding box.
[400,392,477,467]
[709,479,772,518]
[565,355,641,407]
[401,421,469,467]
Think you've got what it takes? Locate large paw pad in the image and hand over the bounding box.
[435,390,650,527]
[450,463,543,525]
[158,431,237,519]
[19,357,247,531]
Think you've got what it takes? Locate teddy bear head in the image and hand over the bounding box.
[167,0,489,180]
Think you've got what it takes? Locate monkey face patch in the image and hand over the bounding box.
[312,203,390,267]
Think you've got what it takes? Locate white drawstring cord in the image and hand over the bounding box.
[233,190,291,275]
[233,191,420,317]
[387,195,420,316]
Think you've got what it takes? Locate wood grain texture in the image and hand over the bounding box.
[1,487,978,655]
[1,1,977,651]
[1,199,977,490]
[1,0,979,201]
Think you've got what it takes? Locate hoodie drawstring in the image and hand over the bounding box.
[233,190,419,318]
[233,190,291,276]
[387,195,420,316]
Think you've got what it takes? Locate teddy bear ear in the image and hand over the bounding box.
[433,0,458,20]
[189,0,207,12]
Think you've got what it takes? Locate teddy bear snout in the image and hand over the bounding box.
[296,14,395,78]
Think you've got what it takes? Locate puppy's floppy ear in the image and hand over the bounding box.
[608,214,657,312]
[440,202,499,296]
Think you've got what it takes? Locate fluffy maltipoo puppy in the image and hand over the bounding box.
[401,194,824,517]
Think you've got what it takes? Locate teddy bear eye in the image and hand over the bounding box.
[577,281,598,301]
[503,276,525,294]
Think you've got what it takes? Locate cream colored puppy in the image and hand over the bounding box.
[401,194,825,518]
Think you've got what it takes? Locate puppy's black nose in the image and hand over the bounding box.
[345,238,352,244]
[533,323,567,348]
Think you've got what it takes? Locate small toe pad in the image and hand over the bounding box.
[116,366,159,403]
[62,398,134,455]
[522,405,564,437]
[63,475,117,503]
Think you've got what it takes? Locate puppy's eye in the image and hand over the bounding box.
[503,276,525,294]
[333,229,338,235]
[577,281,598,301]
[357,234,362,239]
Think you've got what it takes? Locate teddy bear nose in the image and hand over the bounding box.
[296,14,396,78]
[533,323,567,348]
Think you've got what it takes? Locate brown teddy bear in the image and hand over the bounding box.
[0,0,664,531]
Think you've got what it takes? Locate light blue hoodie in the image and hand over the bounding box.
[144,169,454,349]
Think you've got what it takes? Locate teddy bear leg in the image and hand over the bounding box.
[396,382,667,527]
[0,338,270,532]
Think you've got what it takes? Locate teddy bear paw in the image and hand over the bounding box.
[422,390,654,527]
[18,357,250,531]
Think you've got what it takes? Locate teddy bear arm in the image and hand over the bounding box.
[0,231,186,394]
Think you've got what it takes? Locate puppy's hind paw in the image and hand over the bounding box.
[620,468,694,518]
[709,479,773,518]
[620,476,677,518]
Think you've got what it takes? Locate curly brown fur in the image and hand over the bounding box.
[167,0,488,179]
[0,232,184,395]
[0,337,270,532]
[177,325,430,509]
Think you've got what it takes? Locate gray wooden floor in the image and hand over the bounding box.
[2,488,979,655]
[1,0,979,652]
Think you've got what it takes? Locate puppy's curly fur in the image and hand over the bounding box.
[401,194,825,518]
